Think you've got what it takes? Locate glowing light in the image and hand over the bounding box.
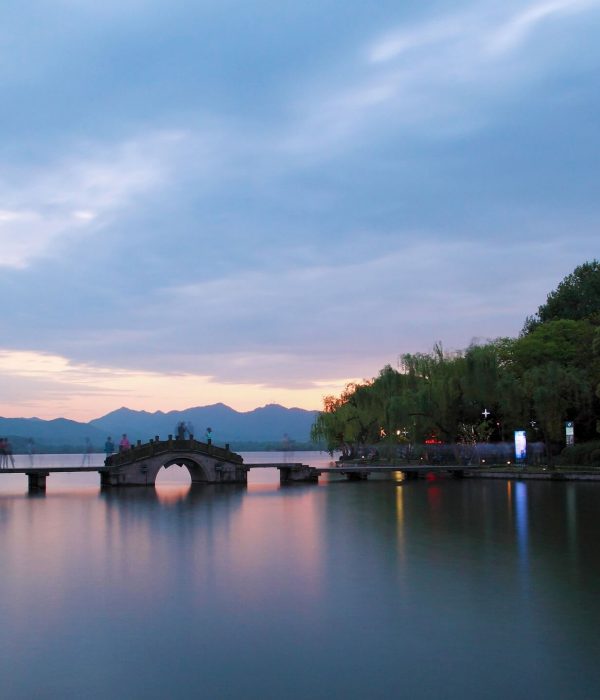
[0,348,351,420]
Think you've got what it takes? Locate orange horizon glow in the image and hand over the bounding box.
[0,348,357,422]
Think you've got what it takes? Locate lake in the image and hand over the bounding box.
[1,451,599,699]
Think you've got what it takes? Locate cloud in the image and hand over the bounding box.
[283,0,600,156]
[368,16,467,64]
[0,349,352,420]
[488,0,600,54]
[0,1,599,419]
[0,131,183,268]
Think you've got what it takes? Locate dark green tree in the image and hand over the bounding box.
[522,363,592,463]
[523,260,600,332]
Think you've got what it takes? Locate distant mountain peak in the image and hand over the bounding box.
[88,402,318,443]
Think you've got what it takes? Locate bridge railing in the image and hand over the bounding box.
[105,438,243,467]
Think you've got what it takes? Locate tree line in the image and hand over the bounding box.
[311,261,600,464]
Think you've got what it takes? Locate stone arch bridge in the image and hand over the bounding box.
[102,437,247,487]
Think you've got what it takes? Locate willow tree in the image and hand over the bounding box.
[311,379,381,454]
[400,343,465,442]
[522,363,592,463]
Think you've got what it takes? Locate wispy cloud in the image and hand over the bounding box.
[283,0,600,155]
[488,0,599,54]
[368,16,468,64]
[0,1,599,419]
[0,131,183,268]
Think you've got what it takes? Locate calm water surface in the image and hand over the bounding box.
[1,452,599,699]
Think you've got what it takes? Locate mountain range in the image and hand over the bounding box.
[0,403,319,451]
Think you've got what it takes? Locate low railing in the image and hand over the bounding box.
[105,437,243,467]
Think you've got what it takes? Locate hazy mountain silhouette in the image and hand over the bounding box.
[89,403,318,443]
[0,417,105,448]
[0,403,318,450]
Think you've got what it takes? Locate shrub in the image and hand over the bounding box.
[557,441,600,467]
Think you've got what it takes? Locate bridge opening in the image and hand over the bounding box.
[155,464,192,488]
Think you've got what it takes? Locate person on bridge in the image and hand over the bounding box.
[176,421,186,440]
[104,436,115,457]
[27,437,35,467]
[205,427,212,443]
[0,438,7,468]
[119,434,131,452]
[82,437,93,466]
[3,438,15,468]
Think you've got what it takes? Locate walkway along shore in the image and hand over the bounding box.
[1,433,599,493]
[2,462,600,494]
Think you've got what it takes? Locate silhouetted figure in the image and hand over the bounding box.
[176,421,186,440]
[282,433,295,463]
[82,437,92,466]
[0,438,7,468]
[186,421,195,440]
[205,427,212,444]
[119,434,131,452]
[4,438,15,468]
[104,436,115,457]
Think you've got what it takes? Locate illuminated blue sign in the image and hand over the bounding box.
[514,430,527,462]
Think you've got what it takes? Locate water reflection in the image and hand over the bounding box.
[566,484,578,571]
[155,484,192,504]
[514,481,529,567]
[1,459,600,698]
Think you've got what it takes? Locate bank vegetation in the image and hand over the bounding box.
[311,261,600,466]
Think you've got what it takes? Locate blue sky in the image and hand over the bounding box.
[1,0,599,419]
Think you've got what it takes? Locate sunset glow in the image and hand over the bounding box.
[0,349,354,420]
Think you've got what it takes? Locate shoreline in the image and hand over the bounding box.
[341,460,600,482]
[464,467,600,482]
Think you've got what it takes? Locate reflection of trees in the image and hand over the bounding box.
[319,476,600,659]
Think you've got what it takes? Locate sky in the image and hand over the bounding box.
[1,0,599,421]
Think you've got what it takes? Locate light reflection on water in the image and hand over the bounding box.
[1,453,600,698]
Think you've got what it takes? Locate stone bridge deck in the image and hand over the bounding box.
[0,447,494,493]
[106,437,243,468]
[103,437,245,487]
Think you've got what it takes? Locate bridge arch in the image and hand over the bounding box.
[143,455,211,486]
[159,457,209,485]
[102,439,246,487]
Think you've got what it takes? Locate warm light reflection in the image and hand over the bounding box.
[224,489,323,602]
[247,482,280,493]
[2,493,162,622]
[155,484,192,504]
[395,484,405,563]
[427,484,442,510]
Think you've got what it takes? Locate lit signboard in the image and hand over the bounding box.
[514,430,527,462]
[565,421,574,446]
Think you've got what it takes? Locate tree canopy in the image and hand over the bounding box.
[524,260,600,332]
[312,260,600,461]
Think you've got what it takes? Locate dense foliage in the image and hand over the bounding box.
[312,261,600,463]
